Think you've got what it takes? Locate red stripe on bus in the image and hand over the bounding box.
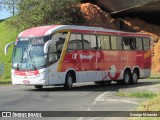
[14,70,39,76]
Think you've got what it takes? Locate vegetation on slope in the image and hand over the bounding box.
[0,19,19,79]
[129,95,160,120]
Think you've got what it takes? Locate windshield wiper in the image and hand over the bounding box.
[16,64,20,70]
[32,63,37,70]
[28,48,37,70]
[29,56,37,70]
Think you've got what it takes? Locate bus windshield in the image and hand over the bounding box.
[12,36,49,70]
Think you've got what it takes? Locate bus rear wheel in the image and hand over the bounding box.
[123,70,131,85]
[131,70,138,84]
[35,85,43,89]
[64,73,73,89]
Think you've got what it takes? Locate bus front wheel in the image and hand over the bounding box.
[64,73,73,89]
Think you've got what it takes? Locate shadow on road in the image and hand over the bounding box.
[24,79,160,92]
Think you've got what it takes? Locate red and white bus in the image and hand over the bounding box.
[5,25,151,89]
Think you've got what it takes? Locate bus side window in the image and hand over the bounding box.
[48,44,58,65]
[97,35,110,50]
[97,35,103,49]
[143,38,150,50]
[89,35,97,49]
[123,37,136,50]
[110,36,123,50]
[117,37,123,50]
[136,37,143,50]
[83,35,91,49]
[67,34,82,52]
[51,32,67,57]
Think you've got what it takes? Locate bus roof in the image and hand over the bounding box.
[18,25,149,38]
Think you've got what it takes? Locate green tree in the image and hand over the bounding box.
[10,0,83,30]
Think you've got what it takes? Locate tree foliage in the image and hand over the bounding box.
[8,0,83,30]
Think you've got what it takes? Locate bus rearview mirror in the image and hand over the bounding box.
[44,40,56,54]
[4,42,15,55]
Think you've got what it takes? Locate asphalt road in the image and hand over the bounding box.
[0,79,159,120]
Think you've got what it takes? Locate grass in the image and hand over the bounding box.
[0,18,19,79]
[129,95,160,120]
[117,92,158,98]
[148,72,160,79]
[0,78,11,85]
[148,76,160,79]
[138,95,160,111]
[117,91,160,120]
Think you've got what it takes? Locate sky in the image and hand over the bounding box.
[0,7,12,20]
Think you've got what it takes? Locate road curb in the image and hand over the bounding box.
[119,84,160,94]
[149,77,160,79]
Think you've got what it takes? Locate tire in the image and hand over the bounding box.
[131,70,138,84]
[123,70,131,85]
[35,85,43,89]
[64,73,73,89]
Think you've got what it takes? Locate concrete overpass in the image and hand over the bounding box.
[91,0,160,25]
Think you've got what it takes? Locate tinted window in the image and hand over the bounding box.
[89,35,97,49]
[51,32,68,59]
[143,38,150,50]
[68,34,82,50]
[83,34,97,49]
[111,36,123,50]
[51,32,67,51]
[123,37,136,50]
[136,37,143,50]
[48,44,58,65]
[97,35,110,50]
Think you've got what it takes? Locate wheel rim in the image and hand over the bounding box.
[68,76,73,88]
[124,73,130,83]
[133,73,138,83]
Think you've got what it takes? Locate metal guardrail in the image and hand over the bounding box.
[0,62,4,79]
[0,42,11,80]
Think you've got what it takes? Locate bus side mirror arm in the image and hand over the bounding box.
[44,40,56,54]
[4,42,15,55]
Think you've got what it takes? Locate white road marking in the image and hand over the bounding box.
[94,91,139,105]
[33,96,53,102]
[94,91,111,102]
[103,98,139,105]
[89,117,102,120]
[93,102,97,104]
[78,117,84,120]
[119,100,139,105]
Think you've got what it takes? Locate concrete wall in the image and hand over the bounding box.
[94,0,159,14]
